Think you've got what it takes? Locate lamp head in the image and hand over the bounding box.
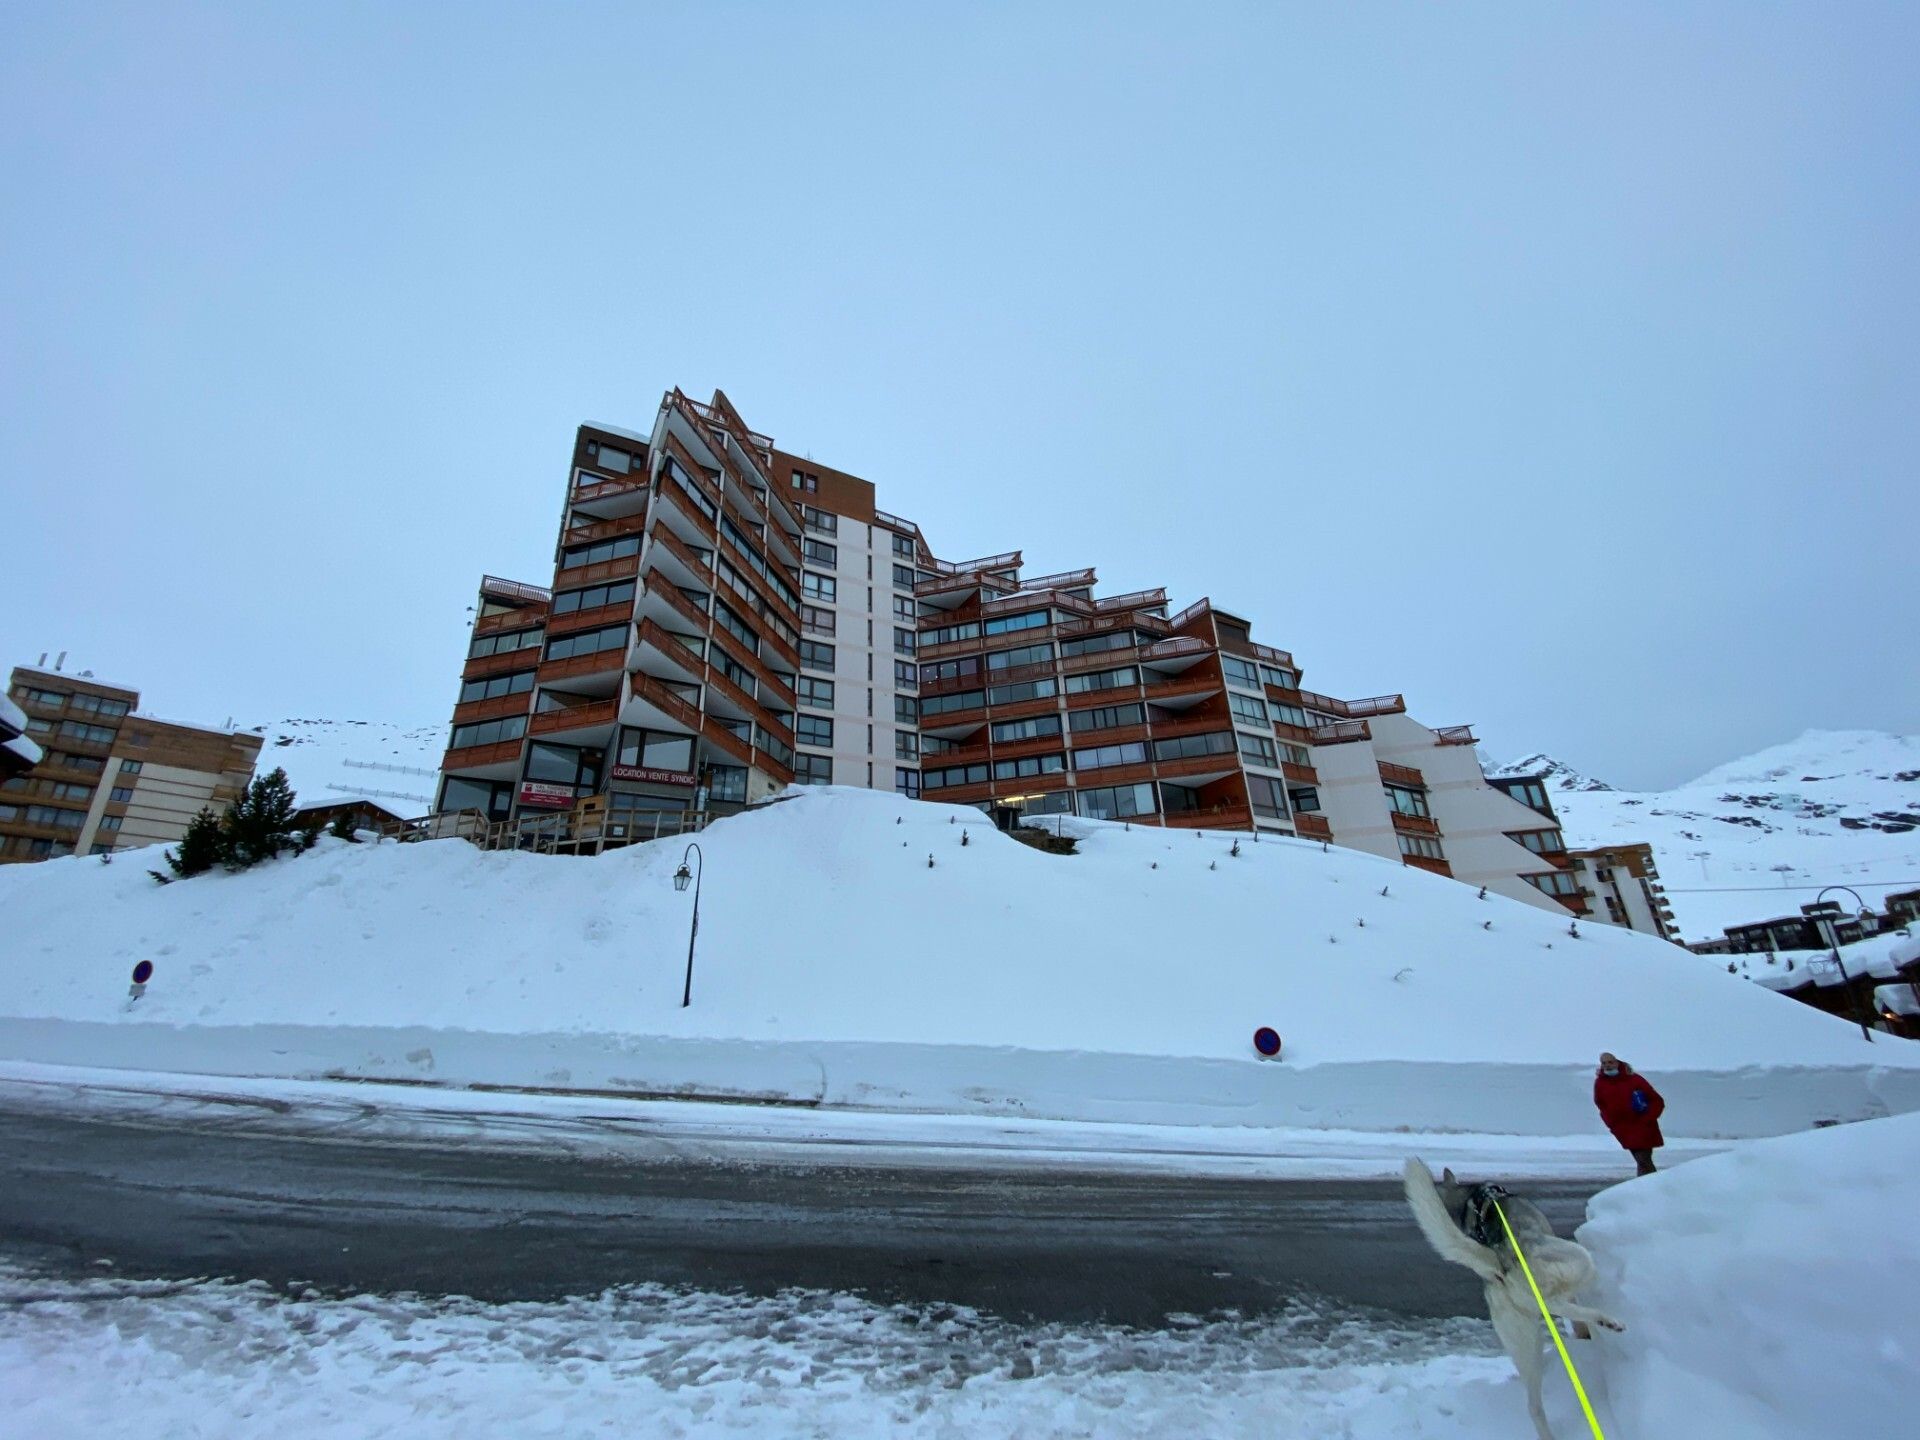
[673,863,692,892]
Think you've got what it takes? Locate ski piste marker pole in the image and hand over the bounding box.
[1493,1199,1609,1440]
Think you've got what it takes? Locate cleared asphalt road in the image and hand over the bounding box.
[0,1104,1604,1326]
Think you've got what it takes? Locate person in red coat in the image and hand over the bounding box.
[1593,1052,1665,1175]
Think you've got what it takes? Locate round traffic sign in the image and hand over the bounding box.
[131,960,154,985]
[1253,1027,1282,1058]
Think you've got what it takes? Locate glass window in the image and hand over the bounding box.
[796,716,833,747]
[544,624,628,662]
[803,538,838,566]
[552,579,636,615]
[893,660,917,688]
[1063,666,1137,695]
[922,620,981,648]
[991,714,1062,743]
[802,571,837,602]
[892,563,916,590]
[588,443,632,474]
[559,533,641,570]
[895,695,922,723]
[992,753,1065,780]
[1237,733,1279,767]
[891,533,915,558]
[1288,785,1320,813]
[1384,783,1430,818]
[895,767,921,797]
[459,670,536,704]
[1398,833,1446,859]
[1222,655,1260,688]
[1072,741,1147,770]
[892,595,917,620]
[894,627,916,655]
[1272,703,1309,729]
[1259,664,1297,689]
[1075,782,1157,820]
[1228,692,1270,726]
[109,786,135,803]
[987,641,1053,671]
[1248,774,1287,817]
[119,759,143,774]
[1151,731,1235,761]
[983,610,1047,637]
[469,626,543,659]
[449,714,529,749]
[895,731,919,760]
[987,677,1056,706]
[801,504,837,535]
[802,604,836,636]
[1068,703,1144,732]
[799,640,835,673]
[1059,630,1141,659]
[793,752,833,785]
[798,677,835,708]
[707,765,748,803]
[525,741,599,788]
[440,775,512,820]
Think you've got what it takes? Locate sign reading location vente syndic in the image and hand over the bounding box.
[609,765,696,787]
[1252,1027,1282,1059]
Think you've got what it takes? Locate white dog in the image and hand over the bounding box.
[1403,1158,1623,1439]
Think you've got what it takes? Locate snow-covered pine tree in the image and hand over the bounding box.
[164,806,227,878]
[220,767,300,868]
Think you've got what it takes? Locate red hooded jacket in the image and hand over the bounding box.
[1594,1064,1665,1150]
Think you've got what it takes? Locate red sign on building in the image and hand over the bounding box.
[517,782,576,809]
[609,765,696,787]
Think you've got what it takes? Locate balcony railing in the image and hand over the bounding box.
[1311,720,1371,745]
[1281,760,1318,784]
[1093,587,1168,613]
[552,552,640,589]
[1161,802,1253,830]
[481,574,552,604]
[1433,725,1477,746]
[529,698,618,737]
[1390,811,1440,837]
[1018,567,1097,592]
[1378,761,1426,788]
[441,738,524,771]
[1402,854,1454,878]
[474,604,548,637]
[1294,812,1332,840]
[562,511,649,548]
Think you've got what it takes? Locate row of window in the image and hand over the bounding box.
[1227,692,1269,726]
[459,670,535,704]
[11,688,132,718]
[553,579,635,616]
[546,623,627,663]
[450,714,529,749]
[1398,833,1446,860]
[1527,871,1581,897]
[561,533,641,570]
[470,626,543,659]
[721,514,798,610]
[1508,828,1566,855]
[1220,655,1298,691]
[1059,629,1146,659]
[1384,782,1430,818]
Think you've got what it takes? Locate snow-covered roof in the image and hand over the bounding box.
[1737,930,1920,992]
[583,420,653,447]
[3,733,43,766]
[289,795,409,820]
[128,711,253,738]
[1875,984,1920,1017]
[11,664,141,695]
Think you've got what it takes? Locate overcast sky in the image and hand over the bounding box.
[2,3,1914,790]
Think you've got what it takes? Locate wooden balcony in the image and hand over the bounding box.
[1311,720,1372,746]
[1154,750,1242,782]
[649,520,717,584]
[1379,761,1426,788]
[562,511,648,548]
[571,471,648,508]
[1294,812,1332,840]
[1141,673,1218,703]
[537,648,626,685]
[552,552,639,590]
[1390,811,1441,838]
[529,698,618,737]
[547,600,635,638]
[1281,760,1318,784]
[451,692,534,726]
[463,647,541,680]
[1402,854,1454,878]
[1146,714,1233,742]
[1162,803,1252,831]
[474,605,548,637]
[441,739,523,771]
[1433,725,1477,747]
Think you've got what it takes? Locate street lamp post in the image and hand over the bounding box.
[672,841,704,1008]
[1812,884,1875,1043]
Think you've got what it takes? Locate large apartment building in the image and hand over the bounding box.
[2,665,263,864]
[437,386,1662,920]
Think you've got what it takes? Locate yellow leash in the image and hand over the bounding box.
[1493,1200,1609,1440]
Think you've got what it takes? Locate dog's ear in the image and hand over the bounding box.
[1441,1167,1457,1184]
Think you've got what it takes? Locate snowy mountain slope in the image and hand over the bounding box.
[1488,752,1614,792]
[0,787,1913,1139]
[1491,730,1920,942]
[246,717,443,813]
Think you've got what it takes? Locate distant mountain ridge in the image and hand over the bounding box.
[1489,730,1920,941]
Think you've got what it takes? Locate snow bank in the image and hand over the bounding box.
[2,787,1915,1137]
[1580,1111,1920,1440]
